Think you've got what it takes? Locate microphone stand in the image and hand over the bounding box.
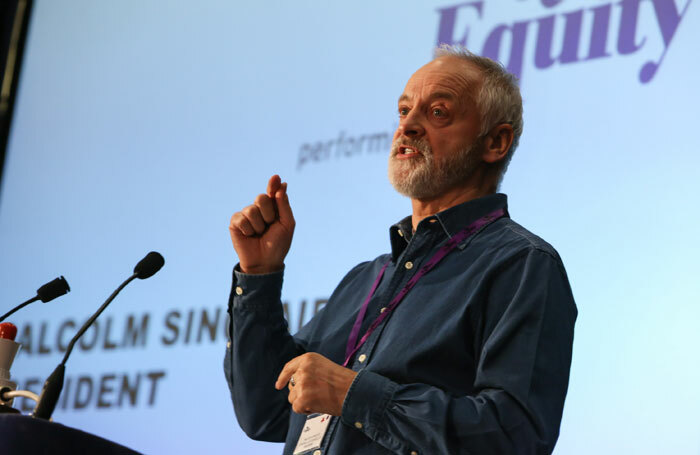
[0,296,39,322]
[32,273,138,420]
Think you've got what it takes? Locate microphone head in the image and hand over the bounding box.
[36,276,70,303]
[134,251,165,279]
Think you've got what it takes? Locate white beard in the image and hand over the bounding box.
[388,137,482,199]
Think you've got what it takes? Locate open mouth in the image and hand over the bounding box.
[398,145,420,156]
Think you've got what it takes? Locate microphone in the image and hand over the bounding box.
[134,251,165,279]
[32,252,164,420]
[0,277,70,323]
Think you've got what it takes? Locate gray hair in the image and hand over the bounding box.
[434,44,524,186]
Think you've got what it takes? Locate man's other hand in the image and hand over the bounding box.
[275,353,358,416]
[229,175,295,274]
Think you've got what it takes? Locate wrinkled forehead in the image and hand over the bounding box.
[400,56,482,105]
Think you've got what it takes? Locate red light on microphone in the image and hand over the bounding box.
[0,323,17,341]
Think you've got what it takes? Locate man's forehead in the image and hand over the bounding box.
[400,57,481,103]
[398,90,457,103]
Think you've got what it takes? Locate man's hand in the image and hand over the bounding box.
[275,353,358,416]
[229,175,295,274]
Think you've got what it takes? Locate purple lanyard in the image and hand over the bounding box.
[343,208,506,367]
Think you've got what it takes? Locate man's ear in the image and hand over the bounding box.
[481,123,514,164]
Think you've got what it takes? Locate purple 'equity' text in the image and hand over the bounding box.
[436,0,693,83]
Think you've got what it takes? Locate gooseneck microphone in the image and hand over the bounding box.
[0,277,70,323]
[133,251,165,279]
[32,252,164,420]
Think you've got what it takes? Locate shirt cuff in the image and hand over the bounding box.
[341,369,398,438]
[229,263,284,311]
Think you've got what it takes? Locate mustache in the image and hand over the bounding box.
[391,137,432,157]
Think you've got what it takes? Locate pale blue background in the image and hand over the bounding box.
[0,0,698,453]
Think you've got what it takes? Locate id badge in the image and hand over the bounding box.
[293,413,332,455]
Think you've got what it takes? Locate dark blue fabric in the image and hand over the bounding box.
[224,193,577,454]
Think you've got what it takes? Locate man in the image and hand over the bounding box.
[225,46,577,454]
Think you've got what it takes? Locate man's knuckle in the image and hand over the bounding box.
[232,215,248,231]
[307,356,319,367]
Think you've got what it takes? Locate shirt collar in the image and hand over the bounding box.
[389,193,509,261]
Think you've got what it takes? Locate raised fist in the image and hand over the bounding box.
[229,175,295,274]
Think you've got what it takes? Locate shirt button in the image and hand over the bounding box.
[410,451,418,455]
[313,451,322,455]
[358,354,367,363]
[354,422,363,429]
[226,341,231,349]
[380,307,386,313]
[235,286,244,296]
[404,261,413,270]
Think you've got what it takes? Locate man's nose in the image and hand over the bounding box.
[398,111,425,138]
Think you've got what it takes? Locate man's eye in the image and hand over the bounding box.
[433,108,445,117]
[399,108,409,116]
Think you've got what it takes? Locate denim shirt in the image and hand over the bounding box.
[224,194,577,454]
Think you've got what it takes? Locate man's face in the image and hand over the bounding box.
[389,56,484,199]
